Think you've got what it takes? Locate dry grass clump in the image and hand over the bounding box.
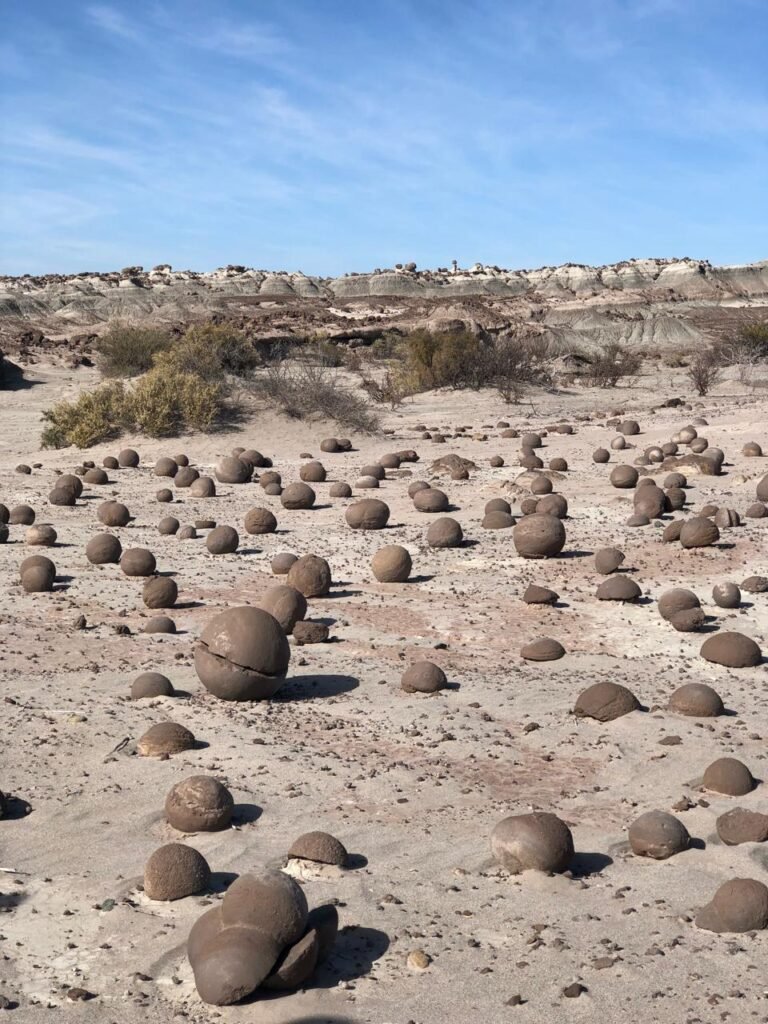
[254,361,380,433]
[96,323,173,377]
[583,342,642,387]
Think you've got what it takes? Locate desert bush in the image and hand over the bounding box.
[154,324,258,381]
[661,350,689,368]
[403,329,485,390]
[41,380,129,448]
[130,368,223,436]
[687,347,722,396]
[369,333,403,361]
[254,362,379,432]
[583,342,642,387]
[96,322,172,377]
[710,322,768,386]
[360,368,413,409]
[480,335,554,403]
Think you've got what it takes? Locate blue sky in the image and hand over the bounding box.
[1,0,766,276]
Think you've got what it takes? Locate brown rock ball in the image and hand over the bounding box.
[215,456,251,484]
[520,453,543,470]
[175,466,200,488]
[634,485,667,519]
[610,465,639,488]
[190,476,215,498]
[408,480,431,498]
[293,620,329,645]
[155,457,178,478]
[329,481,352,498]
[620,419,640,436]
[165,775,234,832]
[371,545,412,582]
[259,584,307,634]
[145,616,176,634]
[259,470,281,488]
[85,533,122,564]
[158,516,180,536]
[98,501,130,527]
[300,461,326,483]
[144,843,210,901]
[594,547,625,574]
[491,812,574,874]
[593,448,610,463]
[356,475,379,489]
[346,498,391,530]
[262,928,320,992]
[25,524,57,546]
[143,575,178,609]
[120,547,156,576]
[485,498,511,514]
[574,681,640,721]
[243,507,277,535]
[628,811,690,860]
[118,448,140,468]
[747,502,767,518]
[413,488,449,513]
[549,457,568,471]
[483,510,516,530]
[715,507,740,528]
[178,525,197,540]
[716,808,768,846]
[98,456,114,470]
[58,473,84,497]
[700,503,719,517]
[0,505,10,525]
[84,467,108,485]
[700,632,761,668]
[521,431,542,448]
[513,512,565,558]
[287,554,331,597]
[489,455,504,468]
[9,505,35,525]
[523,584,558,605]
[670,607,706,632]
[597,576,641,601]
[756,473,768,501]
[696,879,768,933]
[664,472,687,488]
[281,482,316,510]
[743,441,763,457]
[49,486,76,507]
[239,449,268,469]
[658,588,700,621]
[401,661,447,694]
[192,926,280,1006]
[529,474,553,496]
[426,516,464,547]
[520,637,565,661]
[22,564,55,592]
[626,513,650,527]
[665,486,686,511]
[19,553,55,577]
[288,831,348,866]
[669,682,723,717]
[320,438,340,453]
[713,582,741,608]
[174,454,190,467]
[138,722,196,757]
[206,525,239,555]
[195,605,290,701]
[536,493,568,519]
[221,868,308,947]
[271,552,297,575]
[703,757,755,796]
[131,671,175,699]
[742,574,768,593]
[611,436,626,451]
[360,463,385,480]
[663,520,684,542]
[156,488,173,503]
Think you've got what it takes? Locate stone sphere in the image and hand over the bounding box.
[549,457,568,471]
[485,498,511,514]
[175,454,190,467]
[192,926,280,1006]
[520,637,565,661]
[131,672,175,699]
[143,576,178,609]
[523,584,558,605]
[21,564,55,592]
[596,576,641,601]
[281,483,316,510]
[329,482,352,498]
[482,511,515,529]
[663,520,684,542]
[756,473,768,502]
[665,486,686,511]
[25,524,57,546]
[679,517,720,548]
[86,533,122,564]
[144,843,210,901]
[271,552,297,576]
[743,441,763,457]
[190,476,216,498]
[58,473,84,497]
[206,525,239,554]
[669,682,723,717]
[426,517,463,547]
[300,461,326,483]
[634,485,667,519]
[408,481,431,498]
[355,475,379,489]
[320,438,341,453]
[259,584,307,634]
[610,465,639,488]
[178,525,197,540]
[489,455,504,468]
[9,505,35,525]
[98,501,130,527]
[120,548,156,576]
[215,456,251,484]
[154,457,178,478]
[593,448,610,463]
[288,831,348,866]
[118,448,140,468]
[194,606,290,701]
[700,632,761,668]
[48,486,75,507]
[175,467,200,488]
[260,471,281,489]
[378,453,401,469]
[221,868,308,948]
[158,515,180,536]
[530,475,552,496]
[716,809,768,846]
[241,507,276,536]
[165,775,234,832]
[658,588,700,621]
[145,616,176,634]
[696,879,768,933]
[346,498,390,530]
[594,547,625,574]
[360,464,385,480]
[287,554,331,597]
[746,502,767,518]
[574,681,640,721]
[611,435,626,451]
[156,488,173,503]
[84,467,108,485]
[371,545,412,582]
[138,722,195,757]
[513,512,565,558]
[620,419,640,436]
[712,582,741,608]
[413,488,449,513]
[491,812,574,874]
[536,493,568,519]
[703,757,755,796]
[401,662,447,693]
[628,811,690,860]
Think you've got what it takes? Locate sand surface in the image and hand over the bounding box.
[1,364,768,1024]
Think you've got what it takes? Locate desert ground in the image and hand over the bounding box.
[1,361,768,1024]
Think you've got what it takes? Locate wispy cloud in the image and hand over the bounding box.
[86,4,141,40]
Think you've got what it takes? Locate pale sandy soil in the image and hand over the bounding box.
[1,363,768,1024]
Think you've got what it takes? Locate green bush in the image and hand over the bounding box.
[155,323,258,381]
[131,367,222,436]
[41,381,129,448]
[95,323,172,377]
[403,329,484,390]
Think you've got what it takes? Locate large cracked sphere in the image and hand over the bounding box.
[491,812,574,874]
[194,606,290,701]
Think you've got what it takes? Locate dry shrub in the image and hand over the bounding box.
[255,361,379,433]
[583,342,642,387]
[154,323,259,380]
[96,323,172,377]
[687,348,723,396]
[480,335,553,403]
[711,322,768,387]
[41,381,129,448]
